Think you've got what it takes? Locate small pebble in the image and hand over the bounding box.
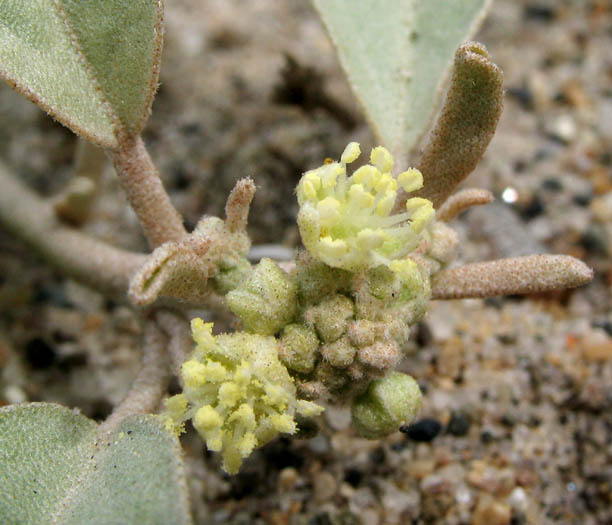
[278,467,299,491]
[472,496,511,525]
[446,411,471,437]
[401,418,442,442]
[313,471,337,504]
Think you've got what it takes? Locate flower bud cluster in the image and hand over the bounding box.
[283,255,431,403]
[166,143,460,472]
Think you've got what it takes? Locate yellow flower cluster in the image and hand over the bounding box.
[297,143,434,280]
[163,319,323,474]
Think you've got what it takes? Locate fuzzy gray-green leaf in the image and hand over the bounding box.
[0,1,164,148]
[0,403,191,525]
[312,0,491,160]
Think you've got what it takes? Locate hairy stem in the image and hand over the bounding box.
[109,136,186,248]
[156,310,192,376]
[0,160,146,298]
[100,319,171,434]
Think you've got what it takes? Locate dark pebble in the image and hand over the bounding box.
[262,437,304,470]
[24,338,57,369]
[400,418,442,442]
[294,415,319,439]
[369,446,386,464]
[344,468,363,487]
[541,177,563,191]
[447,411,471,437]
[89,399,113,421]
[519,196,545,220]
[524,4,556,22]
[481,430,495,443]
[309,513,333,525]
[580,225,609,256]
[414,321,432,347]
[592,320,612,337]
[507,85,534,110]
[229,470,261,499]
[484,296,505,310]
[573,193,593,207]
[34,283,72,308]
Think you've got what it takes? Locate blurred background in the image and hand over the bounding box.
[0,1,611,523]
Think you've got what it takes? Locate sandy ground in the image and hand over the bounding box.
[1,1,611,523]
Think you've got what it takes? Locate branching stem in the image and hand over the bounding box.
[0,160,146,298]
[155,310,192,377]
[100,318,171,434]
[110,136,186,248]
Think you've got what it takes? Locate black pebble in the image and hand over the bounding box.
[592,320,612,337]
[541,177,563,191]
[344,468,362,487]
[573,193,592,207]
[308,513,333,525]
[447,411,471,437]
[400,418,442,442]
[261,437,304,470]
[520,196,545,220]
[24,338,57,369]
[524,4,556,22]
[507,85,534,110]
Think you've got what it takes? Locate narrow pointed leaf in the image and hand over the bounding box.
[414,42,503,208]
[0,403,191,525]
[0,1,164,148]
[431,255,594,300]
[312,0,491,159]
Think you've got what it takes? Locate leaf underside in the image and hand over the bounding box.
[0,0,163,149]
[0,403,191,525]
[312,0,491,160]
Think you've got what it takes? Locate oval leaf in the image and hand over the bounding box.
[0,403,191,525]
[312,0,491,160]
[0,1,164,148]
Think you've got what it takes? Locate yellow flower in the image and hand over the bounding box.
[163,318,323,474]
[297,143,434,277]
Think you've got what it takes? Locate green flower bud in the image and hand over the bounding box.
[295,254,352,305]
[357,340,401,370]
[279,323,319,374]
[226,258,297,335]
[307,293,354,343]
[212,257,252,295]
[321,336,356,368]
[351,372,421,439]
